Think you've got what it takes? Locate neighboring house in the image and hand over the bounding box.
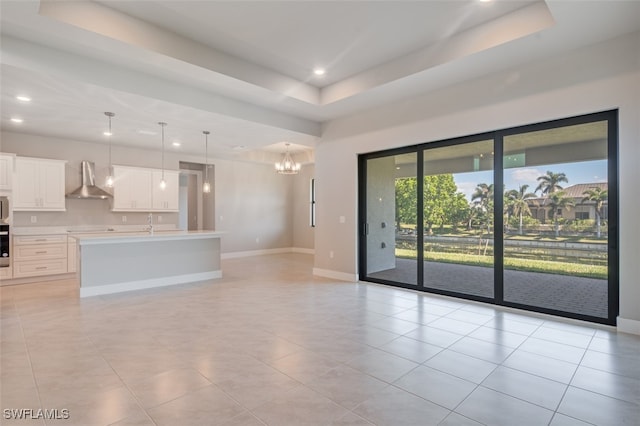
[528,183,608,223]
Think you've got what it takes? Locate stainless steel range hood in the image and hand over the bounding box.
[66,161,112,199]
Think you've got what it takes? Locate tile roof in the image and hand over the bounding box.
[562,182,608,199]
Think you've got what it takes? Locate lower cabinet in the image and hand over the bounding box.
[68,238,77,273]
[13,234,70,279]
[0,265,12,280]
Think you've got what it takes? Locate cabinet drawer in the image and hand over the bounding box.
[14,243,67,261]
[67,241,77,273]
[14,235,67,245]
[13,259,68,278]
[0,266,12,280]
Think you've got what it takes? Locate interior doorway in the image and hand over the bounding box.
[178,161,215,231]
[178,170,202,230]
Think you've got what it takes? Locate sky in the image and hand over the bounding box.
[454,159,608,201]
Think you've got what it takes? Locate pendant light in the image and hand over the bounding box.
[104,112,115,187]
[275,143,301,175]
[158,122,167,190]
[202,130,211,193]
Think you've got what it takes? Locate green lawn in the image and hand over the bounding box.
[395,248,607,279]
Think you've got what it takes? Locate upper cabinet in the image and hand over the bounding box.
[0,153,15,191]
[112,165,178,212]
[152,170,179,211]
[14,157,66,211]
[111,166,153,211]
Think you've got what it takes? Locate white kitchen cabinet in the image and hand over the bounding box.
[68,238,77,273]
[13,234,69,279]
[111,165,153,211]
[152,170,179,211]
[0,265,12,281]
[0,153,15,191]
[112,165,178,212]
[13,157,66,211]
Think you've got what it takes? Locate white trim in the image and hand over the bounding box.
[221,247,314,259]
[312,267,358,282]
[292,247,315,255]
[617,316,640,335]
[80,270,222,298]
[222,248,291,259]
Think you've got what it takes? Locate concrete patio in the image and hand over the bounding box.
[368,258,608,319]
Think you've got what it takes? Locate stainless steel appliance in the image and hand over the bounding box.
[0,224,9,267]
[66,161,112,199]
[0,196,8,223]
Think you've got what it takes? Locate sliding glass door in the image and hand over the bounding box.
[422,140,495,299]
[502,119,612,319]
[363,152,418,286]
[359,111,618,325]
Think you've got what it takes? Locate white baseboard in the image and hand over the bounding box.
[222,247,314,259]
[312,268,358,282]
[222,248,292,259]
[80,270,222,298]
[292,247,315,255]
[617,316,640,335]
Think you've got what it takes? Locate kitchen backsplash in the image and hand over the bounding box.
[12,198,179,227]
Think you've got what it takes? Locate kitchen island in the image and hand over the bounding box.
[74,230,223,298]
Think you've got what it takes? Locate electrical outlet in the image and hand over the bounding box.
[255,237,260,244]
[121,215,127,223]
[30,215,37,223]
[157,215,163,222]
[329,250,334,259]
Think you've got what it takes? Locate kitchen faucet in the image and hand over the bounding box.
[147,212,154,234]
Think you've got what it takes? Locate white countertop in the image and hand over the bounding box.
[12,225,180,236]
[74,230,224,245]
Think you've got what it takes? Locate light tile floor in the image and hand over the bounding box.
[1,253,639,426]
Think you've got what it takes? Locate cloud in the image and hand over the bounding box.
[456,181,478,201]
[510,168,542,182]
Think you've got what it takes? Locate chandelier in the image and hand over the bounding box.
[275,143,301,175]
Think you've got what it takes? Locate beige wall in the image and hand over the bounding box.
[1,132,297,254]
[213,157,294,253]
[292,164,315,251]
[313,32,640,327]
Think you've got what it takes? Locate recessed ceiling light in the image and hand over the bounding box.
[313,68,326,76]
[16,95,31,102]
[103,131,113,136]
[10,117,24,123]
[172,141,181,147]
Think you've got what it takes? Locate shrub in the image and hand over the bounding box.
[565,219,596,233]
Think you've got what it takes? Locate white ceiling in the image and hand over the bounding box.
[1,1,639,162]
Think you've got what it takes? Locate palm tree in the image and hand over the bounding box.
[536,171,568,224]
[503,190,515,232]
[507,184,537,235]
[472,183,494,210]
[582,186,608,238]
[472,183,494,234]
[535,171,568,195]
[547,191,574,237]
